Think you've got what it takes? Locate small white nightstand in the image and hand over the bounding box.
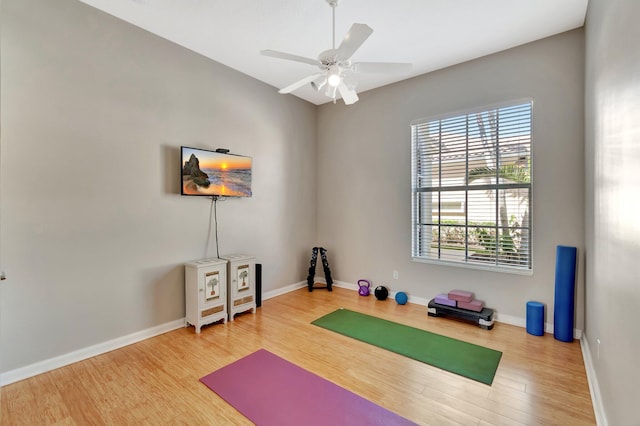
[223,254,257,321]
[185,257,228,333]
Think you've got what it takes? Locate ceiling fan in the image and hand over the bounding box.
[261,0,412,105]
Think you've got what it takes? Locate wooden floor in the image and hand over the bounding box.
[1,287,595,425]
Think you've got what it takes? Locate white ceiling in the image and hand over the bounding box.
[77,0,588,105]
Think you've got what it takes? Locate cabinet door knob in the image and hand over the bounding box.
[199,288,204,292]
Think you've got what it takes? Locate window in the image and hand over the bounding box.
[411,100,532,272]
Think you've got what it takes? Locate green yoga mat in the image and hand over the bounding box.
[312,308,501,385]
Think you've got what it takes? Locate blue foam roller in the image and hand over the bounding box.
[553,245,577,342]
[526,301,544,336]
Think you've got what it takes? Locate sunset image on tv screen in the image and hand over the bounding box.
[181,147,252,197]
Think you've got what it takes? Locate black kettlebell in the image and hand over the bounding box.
[374,285,389,300]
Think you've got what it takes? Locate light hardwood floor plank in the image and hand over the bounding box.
[1,287,595,425]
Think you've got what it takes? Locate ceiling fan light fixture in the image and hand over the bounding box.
[342,71,357,90]
[325,84,338,99]
[327,66,341,87]
[327,73,341,87]
[310,76,327,91]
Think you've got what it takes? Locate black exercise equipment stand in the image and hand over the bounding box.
[306,247,333,292]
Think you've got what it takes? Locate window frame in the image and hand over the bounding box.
[410,99,533,275]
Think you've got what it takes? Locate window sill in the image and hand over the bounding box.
[411,256,533,276]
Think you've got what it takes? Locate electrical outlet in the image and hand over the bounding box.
[393,270,399,280]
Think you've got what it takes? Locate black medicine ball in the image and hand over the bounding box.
[374,286,389,300]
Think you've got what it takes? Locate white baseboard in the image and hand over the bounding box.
[1,282,310,387]
[262,281,306,300]
[492,312,582,339]
[332,279,357,291]
[0,280,586,388]
[581,335,608,426]
[0,318,185,386]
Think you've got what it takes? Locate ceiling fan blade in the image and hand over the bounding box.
[352,62,412,74]
[278,73,324,94]
[261,50,319,66]
[338,82,359,105]
[335,23,373,61]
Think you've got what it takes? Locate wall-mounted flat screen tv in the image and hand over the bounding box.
[181,146,252,197]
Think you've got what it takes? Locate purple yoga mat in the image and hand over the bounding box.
[200,349,416,426]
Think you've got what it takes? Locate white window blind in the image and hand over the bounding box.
[411,100,532,272]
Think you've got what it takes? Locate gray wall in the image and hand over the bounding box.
[317,30,585,329]
[585,0,640,424]
[0,0,317,372]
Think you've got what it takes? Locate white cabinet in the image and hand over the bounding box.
[223,254,257,321]
[185,258,228,333]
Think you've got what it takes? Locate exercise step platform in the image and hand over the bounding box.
[427,299,495,330]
